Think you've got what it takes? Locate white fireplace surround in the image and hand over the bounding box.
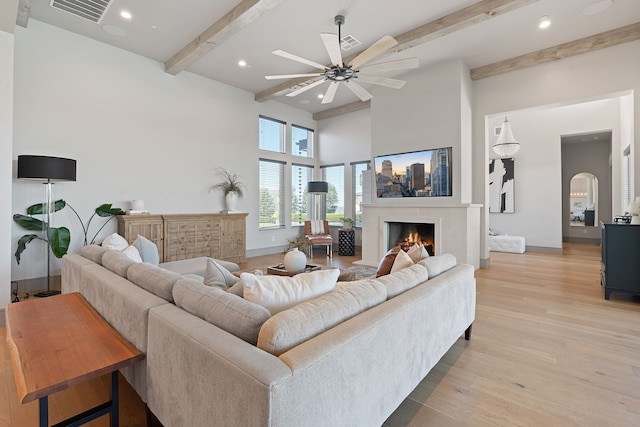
[360,205,481,269]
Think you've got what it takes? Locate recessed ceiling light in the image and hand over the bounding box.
[299,99,310,105]
[238,60,247,67]
[120,10,132,20]
[583,0,613,16]
[538,15,551,29]
[317,94,324,99]
[150,24,158,30]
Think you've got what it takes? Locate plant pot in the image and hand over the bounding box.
[225,191,239,212]
[284,248,306,273]
[343,222,353,230]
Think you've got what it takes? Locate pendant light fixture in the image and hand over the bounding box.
[493,117,521,157]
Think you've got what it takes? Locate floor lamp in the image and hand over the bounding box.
[17,155,77,297]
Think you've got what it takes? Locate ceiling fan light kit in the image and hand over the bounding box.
[265,14,418,104]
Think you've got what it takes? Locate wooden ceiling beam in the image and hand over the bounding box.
[255,0,539,102]
[165,0,283,75]
[313,100,371,121]
[16,0,31,28]
[470,22,640,80]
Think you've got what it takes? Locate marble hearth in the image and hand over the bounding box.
[359,204,481,269]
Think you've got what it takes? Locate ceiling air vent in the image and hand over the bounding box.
[50,0,113,24]
[340,34,361,51]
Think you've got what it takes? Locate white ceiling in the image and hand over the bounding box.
[21,0,640,115]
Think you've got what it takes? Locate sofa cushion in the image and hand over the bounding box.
[390,249,414,273]
[101,233,129,250]
[80,244,108,265]
[242,269,340,315]
[133,235,160,266]
[374,263,429,299]
[160,256,239,277]
[204,258,239,290]
[376,246,400,277]
[102,250,137,278]
[258,278,387,355]
[127,262,182,303]
[418,254,457,278]
[173,278,271,345]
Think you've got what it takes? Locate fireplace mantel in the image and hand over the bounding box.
[359,204,481,269]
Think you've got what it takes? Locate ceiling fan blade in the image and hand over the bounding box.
[286,79,326,97]
[320,33,343,67]
[265,73,323,80]
[348,35,398,69]
[358,57,419,74]
[356,74,406,89]
[321,82,339,104]
[344,80,373,102]
[273,49,327,70]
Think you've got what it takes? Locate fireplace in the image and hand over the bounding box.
[387,222,435,255]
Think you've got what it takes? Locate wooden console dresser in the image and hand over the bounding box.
[117,213,248,264]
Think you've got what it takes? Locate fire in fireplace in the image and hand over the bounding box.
[387,222,435,255]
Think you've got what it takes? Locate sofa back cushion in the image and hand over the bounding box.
[173,278,271,345]
[102,250,137,278]
[127,263,182,303]
[81,244,108,265]
[374,263,428,299]
[418,254,457,278]
[257,278,387,356]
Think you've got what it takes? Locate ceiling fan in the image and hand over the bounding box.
[265,15,418,104]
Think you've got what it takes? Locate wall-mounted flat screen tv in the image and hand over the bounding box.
[374,147,452,198]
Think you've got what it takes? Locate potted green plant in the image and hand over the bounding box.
[210,167,245,212]
[339,216,356,230]
[13,201,124,264]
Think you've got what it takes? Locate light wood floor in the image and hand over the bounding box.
[2,243,639,426]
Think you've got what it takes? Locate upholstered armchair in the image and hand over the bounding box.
[304,220,333,258]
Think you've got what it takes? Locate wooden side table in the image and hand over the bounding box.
[338,229,356,256]
[5,293,144,427]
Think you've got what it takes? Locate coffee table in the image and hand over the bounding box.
[266,263,322,276]
[5,292,144,427]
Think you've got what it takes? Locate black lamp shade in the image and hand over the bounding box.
[17,155,76,181]
[308,181,328,193]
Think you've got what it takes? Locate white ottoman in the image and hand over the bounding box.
[489,235,526,254]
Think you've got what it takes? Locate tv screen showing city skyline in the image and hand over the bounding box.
[373,147,452,198]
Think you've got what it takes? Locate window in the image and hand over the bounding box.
[259,159,285,229]
[352,161,370,227]
[291,125,313,158]
[259,116,285,153]
[321,164,344,224]
[291,164,313,226]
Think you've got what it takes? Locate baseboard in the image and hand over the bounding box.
[525,246,563,254]
[480,257,490,269]
[563,237,601,245]
[246,246,287,258]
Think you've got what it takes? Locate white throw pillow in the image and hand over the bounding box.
[102,233,129,251]
[242,269,340,315]
[406,243,429,263]
[122,245,143,263]
[390,249,414,273]
[204,258,239,290]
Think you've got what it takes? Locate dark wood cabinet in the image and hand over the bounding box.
[601,222,640,299]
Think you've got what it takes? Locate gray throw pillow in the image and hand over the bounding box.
[204,258,239,289]
[133,235,160,266]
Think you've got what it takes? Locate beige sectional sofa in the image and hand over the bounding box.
[62,245,475,427]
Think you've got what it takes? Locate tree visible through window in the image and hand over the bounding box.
[352,161,370,227]
[322,164,344,224]
[259,159,285,229]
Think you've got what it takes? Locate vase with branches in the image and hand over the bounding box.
[210,167,245,211]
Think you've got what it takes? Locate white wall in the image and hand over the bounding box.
[487,98,622,249]
[11,20,316,280]
[474,40,640,262]
[1,29,14,311]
